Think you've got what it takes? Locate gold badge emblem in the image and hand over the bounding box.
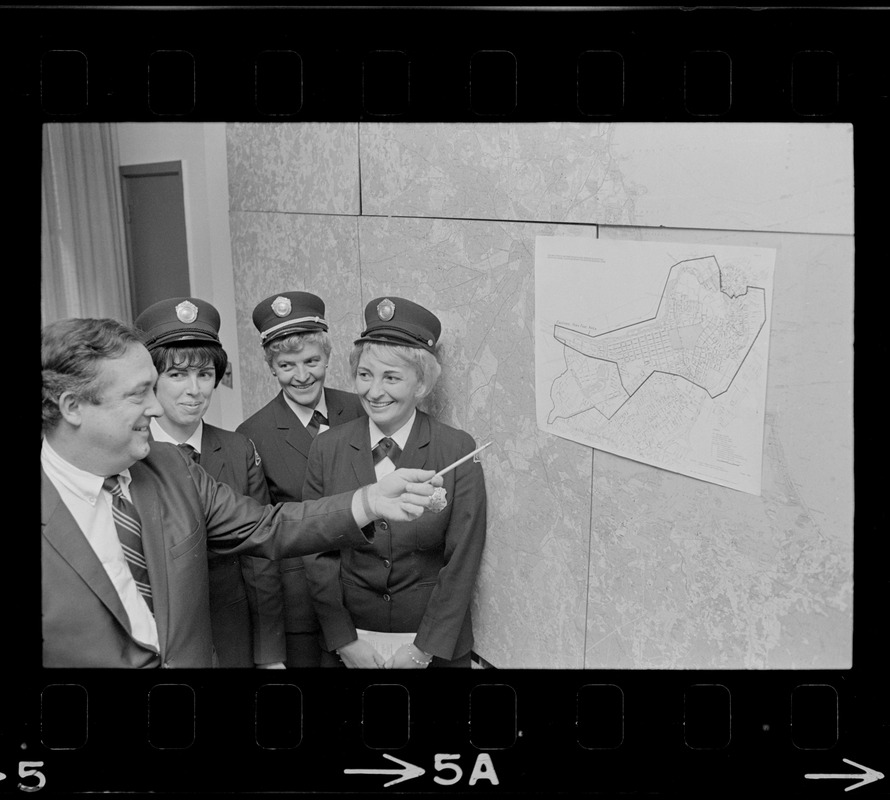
[377,298,395,321]
[175,300,198,324]
[272,296,292,317]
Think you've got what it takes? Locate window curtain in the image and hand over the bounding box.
[41,123,132,325]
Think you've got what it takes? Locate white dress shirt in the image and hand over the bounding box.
[41,438,160,651]
[369,411,416,479]
[150,418,203,453]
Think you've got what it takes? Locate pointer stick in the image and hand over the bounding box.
[431,441,492,481]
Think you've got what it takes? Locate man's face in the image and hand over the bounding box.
[77,344,162,475]
[270,341,328,409]
[155,361,216,432]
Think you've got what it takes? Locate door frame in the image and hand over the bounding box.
[119,160,189,318]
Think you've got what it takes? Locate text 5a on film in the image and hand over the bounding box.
[344,752,499,788]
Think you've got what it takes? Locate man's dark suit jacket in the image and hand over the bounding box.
[41,441,370,668]
[236,389,365,641]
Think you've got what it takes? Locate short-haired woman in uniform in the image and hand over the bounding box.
[135,296,278,668]
[303,296,487,668]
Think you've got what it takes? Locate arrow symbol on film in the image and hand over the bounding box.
[344,753,425,787]
[805,758,885,792]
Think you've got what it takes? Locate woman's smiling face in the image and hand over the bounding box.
[270,341,328,409]
[154,363,216,431]
[354,348,425,435]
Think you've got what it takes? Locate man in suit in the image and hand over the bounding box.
[41,316,441,668]
[237,291,365,667]
[135,296,282,668]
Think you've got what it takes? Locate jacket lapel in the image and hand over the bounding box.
[275,391,313,459]
[199,424,225,481]
[41,470,133,637]
[397,411,431,470]
[326,389,350,427]
[128,463,169,658]
[350,417,378,487]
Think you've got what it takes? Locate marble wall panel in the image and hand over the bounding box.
[226,122,853,670]
[358,216,599,668]
[360,123,853,235]
[229,211,363,419]
[587,227,853,669]
[227,123,360,215]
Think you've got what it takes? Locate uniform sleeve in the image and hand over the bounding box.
[302,436,358,652]
[190,459,370,559]
[414,433,488,660]
[238,437,286,665]
[244,437,272,505]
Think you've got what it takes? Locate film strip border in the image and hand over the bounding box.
[13,671,885,794]
[4,7,887,122]
[7,5,888,796]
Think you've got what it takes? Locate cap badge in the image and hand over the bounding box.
[272,296,292,317]
[175,300,199,324]
[377,298,395,321]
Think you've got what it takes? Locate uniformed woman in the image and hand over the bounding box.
[303,296,487,668]
[236,291,365,668]
[135,297,281,668]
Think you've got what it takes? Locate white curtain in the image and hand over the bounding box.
[41,123,132,324]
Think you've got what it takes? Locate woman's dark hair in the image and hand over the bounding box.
[149,343,228,388]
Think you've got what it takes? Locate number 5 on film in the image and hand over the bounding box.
[18,761,46,792]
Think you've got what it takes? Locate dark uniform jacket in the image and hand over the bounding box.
[198,423,281,667]
[236,389,364,636]
[41,442,371,669]
[303,411,487,662]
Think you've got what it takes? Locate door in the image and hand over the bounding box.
[120,161,190,317]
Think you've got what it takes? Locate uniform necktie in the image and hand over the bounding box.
[177,442,200,464]
[306,410,328,438]
[102,476,154,614]
[372,437,402,467]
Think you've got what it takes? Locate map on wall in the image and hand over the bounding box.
[535,236,776,495]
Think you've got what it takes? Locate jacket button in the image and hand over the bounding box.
[378,520,389,531]
[383,559,391,568]
[383,593,391,602]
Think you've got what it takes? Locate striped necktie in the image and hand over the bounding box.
[306,409,328,438]
[102,476,154,614]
